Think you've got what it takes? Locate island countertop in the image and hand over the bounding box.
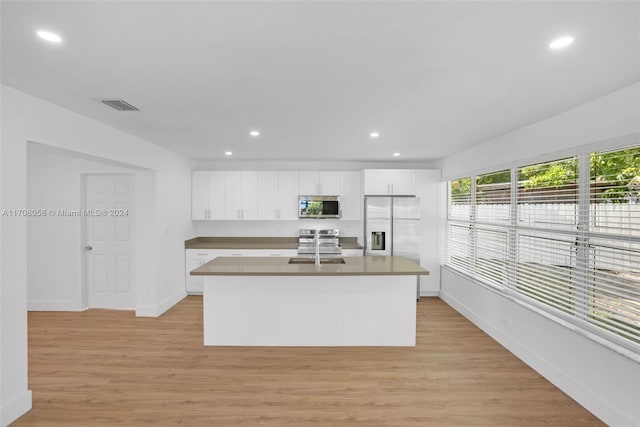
[191,255,429,276]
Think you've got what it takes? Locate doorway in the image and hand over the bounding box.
[85,174,135,309]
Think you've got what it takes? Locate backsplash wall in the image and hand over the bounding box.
[192,220,364,242]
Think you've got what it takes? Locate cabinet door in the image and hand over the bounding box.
[278,171,299,220]
[224,172,243,220]
[258,171,279,220]
[363,170,390,195]
[208,171,226,220]
[192,171,209,220]
[340,171,362,220]
[342,249,364,257]
[298,171,319,195]
[185,258,204,294]
[390,170,415,195]
[241,171,258,220]
[253,249,298,257]
[318,171,340,195]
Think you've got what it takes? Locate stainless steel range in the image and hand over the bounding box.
[297,229,342,256]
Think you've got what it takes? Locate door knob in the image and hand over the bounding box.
[85,245,93,251]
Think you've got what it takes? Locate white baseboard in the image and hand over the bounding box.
[136,289,186,317]
[28,300,86,311]
[419,291,439,297]
[2,390,32,427]
[157,288,187,316]
[439,287,634,427]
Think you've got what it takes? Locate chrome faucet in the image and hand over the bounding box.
[315,230,320,266]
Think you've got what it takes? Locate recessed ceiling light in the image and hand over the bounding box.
[369,132,380,139]
[393,152,400,157]
[549,35,574,50]
[249,130,260,137]
[36,30,62,43]
[225,151,233,156]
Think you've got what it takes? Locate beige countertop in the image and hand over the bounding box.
[185,236,363,250]
[191,255,428,276]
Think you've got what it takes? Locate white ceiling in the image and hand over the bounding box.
[2,1,638,162]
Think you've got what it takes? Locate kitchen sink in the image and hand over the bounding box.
[288,257,346,265]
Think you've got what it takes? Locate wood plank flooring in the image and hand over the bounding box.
[15,296,604,426]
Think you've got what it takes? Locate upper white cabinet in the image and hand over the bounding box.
[224,171,258,220]
[192,171,225,220]
[258,171,299,220]
[299,171,340,195]
[363,169,416,195]
[278,171,300,220]
[340,171,362,220]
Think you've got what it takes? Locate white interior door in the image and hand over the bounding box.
[86,175,134,309]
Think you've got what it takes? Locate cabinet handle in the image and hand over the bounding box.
[231,253,243,256]
[276,209,280,220]
[391,183,394,194]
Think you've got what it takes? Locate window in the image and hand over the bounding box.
[447,178,473,275]
[587,147,640,343]
[476,170,511,286]
[445,145,640,349]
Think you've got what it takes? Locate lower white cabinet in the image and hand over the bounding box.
[186,249,297,294]
[342,249,364,257]
[252,249,298,257]
[186,249,253,294]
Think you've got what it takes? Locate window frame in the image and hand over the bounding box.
[445,145,640,354]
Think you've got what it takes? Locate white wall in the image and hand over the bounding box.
[1,85,194,426]
[438,82,640,426]
[193,220,363,243]
[440,82,640,179]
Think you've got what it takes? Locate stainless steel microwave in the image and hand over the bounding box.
[298,195,341,219]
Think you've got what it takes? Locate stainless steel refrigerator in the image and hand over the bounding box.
[364,196,422,299]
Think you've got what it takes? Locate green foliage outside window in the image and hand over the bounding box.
[450,146,639,203]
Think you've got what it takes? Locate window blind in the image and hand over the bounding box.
[587,147,640,343]
[445,145,640,349]
[476,170,511,286]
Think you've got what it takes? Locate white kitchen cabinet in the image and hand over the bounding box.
[299,171,340,195]
[186,248,306,294]
[339,171,362,220]
[258,171,299,220]
[185,257,205,294]
[278,171,300,220]
[186,249,254,294]
[192,171,225,220]
[192,171,209,220]
[224,171,258,220]
[252,249,298,257]
[257,171,278,220]
[363,169,416,195]
[185,249,218,294]
[342,249,363,257]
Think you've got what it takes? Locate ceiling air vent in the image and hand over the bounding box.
[100,99,140,112]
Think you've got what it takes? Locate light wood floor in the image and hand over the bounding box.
[15,296,603,426]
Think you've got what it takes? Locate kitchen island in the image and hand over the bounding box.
[191,256,428,347]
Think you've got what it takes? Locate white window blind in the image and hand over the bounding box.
[445,145,640,349]
[586,147,640,343]
[447,178,473,275]
[475,170,511,286]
